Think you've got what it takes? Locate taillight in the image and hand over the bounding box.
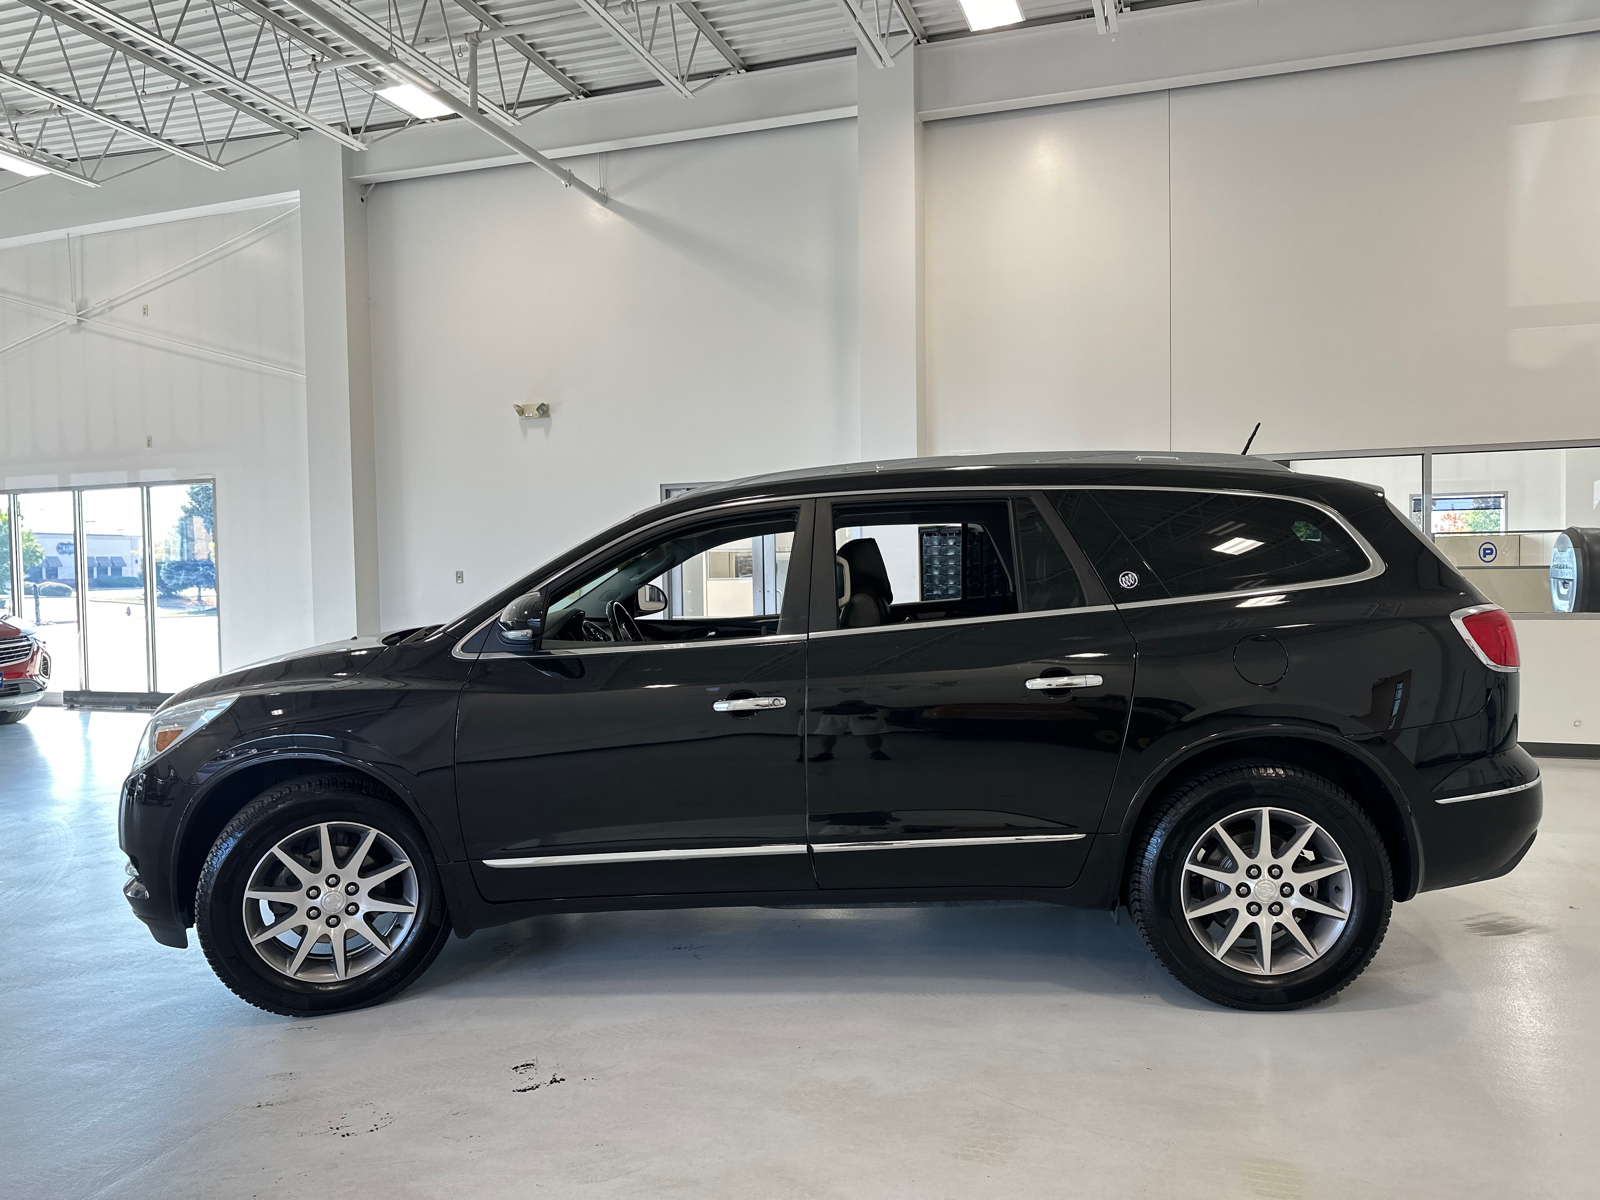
[1451,605,1519,671]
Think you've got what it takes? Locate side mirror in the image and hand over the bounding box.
[637,583,667,614]
[497,590,546,644]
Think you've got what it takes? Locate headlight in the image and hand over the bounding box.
[131,694,238,774]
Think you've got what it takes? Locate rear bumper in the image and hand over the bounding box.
[1416,774,1543,893]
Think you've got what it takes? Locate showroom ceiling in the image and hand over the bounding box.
[0,0,1206,187]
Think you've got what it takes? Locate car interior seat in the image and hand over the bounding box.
[836,538,894,628]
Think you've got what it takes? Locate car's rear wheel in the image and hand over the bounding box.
[1129,762,1392,1010]
[196,775,450,1016]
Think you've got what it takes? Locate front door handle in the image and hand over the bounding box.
[1025,674,1104,691]
[713,696,787,712]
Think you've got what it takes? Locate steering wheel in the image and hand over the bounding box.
[608,600,643,643]
[576,611,612,641]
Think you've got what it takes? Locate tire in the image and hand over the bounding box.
[1128,762,1392,1011]
[0,709,28,725]
[196,775,451,1017]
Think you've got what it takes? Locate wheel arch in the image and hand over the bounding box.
[1116,731,1420,903]
[172,754,438,926]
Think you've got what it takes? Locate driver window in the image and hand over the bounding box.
[545,510,797,644]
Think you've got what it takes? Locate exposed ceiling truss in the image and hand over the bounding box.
[0,1,1212,192]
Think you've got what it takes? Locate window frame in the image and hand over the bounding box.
[808,490,1110,635]
[1051,486,1385,608]
[476,498,815,658]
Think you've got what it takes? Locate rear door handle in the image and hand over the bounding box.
[1025,674,1103,691]
[713,696,787,712]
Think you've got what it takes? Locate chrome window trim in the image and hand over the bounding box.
[1434,777,1540,805]
[483,631,806,661]
[810,603,1118,640]
[482,843,809,869]
[454,484,1385,659]
[811,833,1087,853]
[1085,488,1386,610]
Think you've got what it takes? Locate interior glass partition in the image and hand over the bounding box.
[2,480,219,698]
[81,487,149,693]
[1283,443,1600,614]
[15,491,82,691]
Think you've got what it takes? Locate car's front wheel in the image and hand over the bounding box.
[1129,762,1392,1010]
[195,775,451,1016]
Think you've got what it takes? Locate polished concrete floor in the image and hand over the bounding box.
[3,708,1597,1198]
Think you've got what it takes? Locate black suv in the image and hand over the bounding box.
[119,452,1540,1014]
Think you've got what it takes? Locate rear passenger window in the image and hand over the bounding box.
[830,499,1016,628]
[1052,490,1370,600]
[1015,499,1087,611]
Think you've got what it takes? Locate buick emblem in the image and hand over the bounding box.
[1118,571,1139,589]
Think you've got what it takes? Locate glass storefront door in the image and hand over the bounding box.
[150,483,219,693]
[2,480,220,698]
[15,491,81,692]
[81,487,150,693]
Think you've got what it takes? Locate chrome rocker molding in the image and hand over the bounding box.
[481,832,1088,868]
[811,834,1087,852]
[1434,777,1540,806]
[483,843,808,868]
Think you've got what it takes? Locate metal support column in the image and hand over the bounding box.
[73,489,90,692]
[141,486,158,694]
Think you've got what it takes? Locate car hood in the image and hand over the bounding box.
[161,636,391,709]
[0,616,39,639]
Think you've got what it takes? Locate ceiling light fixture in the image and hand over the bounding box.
[1213,537,1264,556]
[377,82,453,119]
[959,0,1024,32]
[0,148,50,177]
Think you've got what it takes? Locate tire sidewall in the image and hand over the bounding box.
[1137,768,1392,1010]
[197,786,448,1016]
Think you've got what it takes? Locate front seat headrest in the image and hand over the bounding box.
[837,538,893,605]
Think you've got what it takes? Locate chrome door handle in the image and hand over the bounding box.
[1025,674,1103,691]
[712,696,787,712]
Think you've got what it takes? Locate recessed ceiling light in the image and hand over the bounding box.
[0,148,50,178]
[1213,537,1264,556]
[378,83,453,120]
[959,0,1024,32]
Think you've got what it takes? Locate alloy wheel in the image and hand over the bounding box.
[1178,806,1352,976]
[240,821,419,983]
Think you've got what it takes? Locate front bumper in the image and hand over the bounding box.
[0,679,46,711]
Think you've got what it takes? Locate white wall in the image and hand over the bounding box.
[920,33,1600,458]
[366,119,859,629]
[0,204,314,672]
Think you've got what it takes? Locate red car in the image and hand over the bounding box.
[0,617,50,724]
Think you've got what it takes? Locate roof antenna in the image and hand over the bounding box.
[1240,422,1261,455]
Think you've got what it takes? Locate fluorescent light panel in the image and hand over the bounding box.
[377,83,453,120]
[959,0,1024,32]
[1213,537,1264,556]
[1237,594,1288,608]
[0,148,50,177]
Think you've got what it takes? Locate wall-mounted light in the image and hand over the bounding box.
[958,0,1023,31]
[377,83,453,120]
[514,402,551,419]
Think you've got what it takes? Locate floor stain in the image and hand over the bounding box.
[1462,912,1546,937]
[1240,1156,1309,1199]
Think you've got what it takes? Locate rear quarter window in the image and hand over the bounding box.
[1054,490,1371,599]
